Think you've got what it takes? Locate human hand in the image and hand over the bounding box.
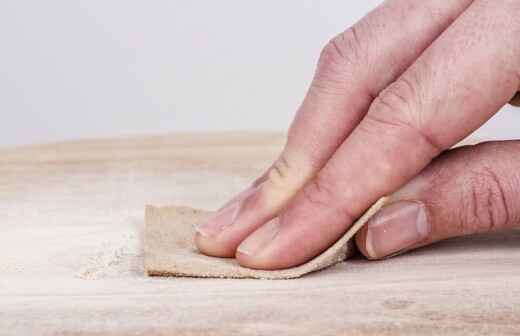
[195,0,520,269]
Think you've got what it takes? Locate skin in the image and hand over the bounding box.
[195,0,520,269]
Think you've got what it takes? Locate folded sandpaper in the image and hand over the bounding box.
[144,197,387,279]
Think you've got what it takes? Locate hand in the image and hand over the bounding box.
[194,0,520,269]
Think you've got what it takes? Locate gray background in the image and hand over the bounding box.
[1,0,517,146]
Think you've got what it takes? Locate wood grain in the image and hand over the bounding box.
[1,132,519,335]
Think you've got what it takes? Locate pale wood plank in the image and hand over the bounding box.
[1,133,519,335]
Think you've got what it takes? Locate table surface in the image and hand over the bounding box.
[1,132,519,335]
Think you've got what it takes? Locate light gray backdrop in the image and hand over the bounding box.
[1,0,517,146]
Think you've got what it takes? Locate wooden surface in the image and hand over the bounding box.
[1,132,520,335]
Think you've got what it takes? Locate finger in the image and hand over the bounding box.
[237,0,520,269]
[195,0,473,257]
[356,140,520,259]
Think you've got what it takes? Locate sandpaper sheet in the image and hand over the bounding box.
[144,197,387,279]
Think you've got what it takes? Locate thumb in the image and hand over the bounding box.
[356,140,520,260]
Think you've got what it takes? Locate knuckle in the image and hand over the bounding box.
[266,155,292,190]
[312,19,375,98]
[319,26,365,70]
[301,174,355,222]
[303,177,336,208]
[311,27,366,97]
[461,165,511,234]
[263,153,311,205]
[364,77,444,154]
[373,77,417,117]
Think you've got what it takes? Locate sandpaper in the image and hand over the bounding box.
[144,197,387,279]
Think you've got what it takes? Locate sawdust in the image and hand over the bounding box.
[76,232,142,280]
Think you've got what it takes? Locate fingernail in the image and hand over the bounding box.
[236,218,280,256]
[196,185,258,237]
[365,201,430,259]
[196,200,241,237]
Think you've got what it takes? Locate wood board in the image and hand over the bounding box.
[1,132,519,335]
